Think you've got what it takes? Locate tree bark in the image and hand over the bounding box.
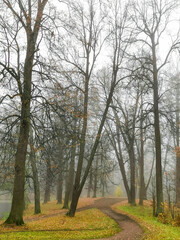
[30,151,41,214]
[151,35,163,215]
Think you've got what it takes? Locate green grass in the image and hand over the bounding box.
[0,230,118,240]
[117,204,180,240]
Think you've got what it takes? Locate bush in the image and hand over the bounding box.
[172,214,180,227]
[158,213,171,224]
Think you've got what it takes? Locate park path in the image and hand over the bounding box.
[85,198,143,240]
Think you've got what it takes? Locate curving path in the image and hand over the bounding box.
[84,198,143,240]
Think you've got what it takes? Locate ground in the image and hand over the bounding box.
[0,197,143,239]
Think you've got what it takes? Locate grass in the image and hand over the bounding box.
[23,198,96,220]
[0,200,121,240]
[116,203,180,240]
[23,201,64,220]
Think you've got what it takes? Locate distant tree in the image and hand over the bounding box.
[131,0,180,215]
[175,75,180,205]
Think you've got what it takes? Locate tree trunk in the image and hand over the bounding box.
[67,188,81,217]
[130,148,136,206]
[151,35,163,215]
[110,113,131,203]
[139,104,146,205]
[4,0,48,225]
[44,161,52,204]
[63,164,69,208]
[87,168,93,198]
[5,104,30,225]
[5,37,35,225]
[100,151,105,198]
[102,181,105,197]
[153,193,156,217]
[57,172,63,204]
[63,138,76,208]
[30,151,41,214]
[93,158,98,198]
[176,79,180,206]
[67,73,116,217]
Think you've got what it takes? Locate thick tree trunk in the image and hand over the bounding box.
[5,39,35,225]
[5,105,30,225]
[67,188,81,217]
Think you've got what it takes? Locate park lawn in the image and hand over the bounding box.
[116,204,180,240]
[23,197,97,221]
[0,208,120,239]
[23,201,65,220]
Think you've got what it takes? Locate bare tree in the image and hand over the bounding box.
[0,0,49,225]
[131,0,180,215]
[175,75,180,205]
